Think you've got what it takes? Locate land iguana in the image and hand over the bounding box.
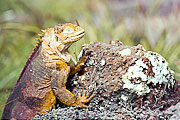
[2,23,95,120]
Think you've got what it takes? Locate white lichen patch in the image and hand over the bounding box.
[80,75,86,81]
[100,59,106,66]
[122,51,175,96]
[122,74,150,95]
[126,60,148,82]
[73,81,78,85]
[87,58,96,66]
[144,51,175,87]
[119,48,131,56]
[121,94,128,101]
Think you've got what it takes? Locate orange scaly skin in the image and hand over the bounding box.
[2,23,95,120]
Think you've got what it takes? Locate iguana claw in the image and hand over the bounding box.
[75,90,95,108]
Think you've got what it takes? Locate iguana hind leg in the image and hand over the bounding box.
[51,66,94,108]
[72,90,95,108]
[52,85,95,108]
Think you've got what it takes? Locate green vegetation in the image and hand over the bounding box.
[0,0,179,118]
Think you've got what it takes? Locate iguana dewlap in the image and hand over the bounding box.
[2,23,95,120]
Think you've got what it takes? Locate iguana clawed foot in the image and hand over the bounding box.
[73,90,95,108]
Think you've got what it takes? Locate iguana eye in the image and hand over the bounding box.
[63,27,74,33]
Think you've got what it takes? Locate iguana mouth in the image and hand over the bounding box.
[62,31,85,44]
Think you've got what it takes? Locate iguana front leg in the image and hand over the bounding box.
[70,55,88,75]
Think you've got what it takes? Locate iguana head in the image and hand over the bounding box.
[53,23,85,51]
[55,23,85,44]
[41,23,85,62]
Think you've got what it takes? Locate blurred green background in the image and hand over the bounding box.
[0,0,179,118]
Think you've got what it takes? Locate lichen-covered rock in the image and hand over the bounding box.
[71,41,175,99]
